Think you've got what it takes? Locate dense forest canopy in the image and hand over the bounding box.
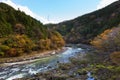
[47,1,120,44]
[0,3,65,57]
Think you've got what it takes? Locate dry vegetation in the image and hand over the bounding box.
[91,26,120,65]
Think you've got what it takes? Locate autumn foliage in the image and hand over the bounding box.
[14,23,25,35]
[39,39,51,50]
[91,27,120,52]
[110,51,120,65]
[0,3,65,57]
[0,30,65,57]
[91,26,120,65]
[38,31,65,50]
[7,48,17,57]
[50,31,65,48]
[0,34,35,57]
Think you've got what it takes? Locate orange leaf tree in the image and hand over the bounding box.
[110,51,120,65]
[91,27,120,52]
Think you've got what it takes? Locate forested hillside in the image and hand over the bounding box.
[47,0,120,44]
[0,2,46,38]
[0,3,65,57]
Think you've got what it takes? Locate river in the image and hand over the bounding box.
[0,46,95,80]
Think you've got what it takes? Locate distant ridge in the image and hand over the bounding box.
[47,1,120,44]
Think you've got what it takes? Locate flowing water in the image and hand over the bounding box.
[0,47,84,80]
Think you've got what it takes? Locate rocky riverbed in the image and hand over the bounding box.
[0,48,67,67]
[15,45,120,80]
[1,44,120,80]
[0,46,84,80]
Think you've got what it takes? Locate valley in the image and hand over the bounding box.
[0,1,120,80]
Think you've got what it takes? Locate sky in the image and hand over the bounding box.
[0,0,118,24]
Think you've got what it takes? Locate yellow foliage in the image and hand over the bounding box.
[16,48,24,55]
[91,27,120,51]
[99,29,111,40]
[13,34,35,49]
[0,52,4,56]
[110,51,120,65]
[0,30,65,57]
[39,39,51,50]
[50,31,65,48]
[0,45,10,51]
[90,38,102,48]
[0,34,36,56]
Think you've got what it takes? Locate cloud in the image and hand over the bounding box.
[0,0,54,24]
[97,0,118,9]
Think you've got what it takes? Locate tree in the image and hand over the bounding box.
[14,23,25,35]
[1,34,36,57]
[50,31,65,49]
[39,39,51,50]
[91,27,120,52]
[110,51,120,65]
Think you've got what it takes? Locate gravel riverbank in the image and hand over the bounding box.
[15,45,120,80]
[0,47,67,67]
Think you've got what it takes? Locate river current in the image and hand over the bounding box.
[0,47,84,80]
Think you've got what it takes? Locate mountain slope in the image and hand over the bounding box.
[47,1,120,44]
[0,2,47,39]
[0,3,65,57]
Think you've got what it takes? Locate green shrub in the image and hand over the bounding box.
[0,51,4,56]
[0,45,10,51]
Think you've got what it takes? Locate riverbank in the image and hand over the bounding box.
[0,46,83,80]
[15,46,120,80]
[0,47,67,67]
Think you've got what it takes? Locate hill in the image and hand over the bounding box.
[0,2,46,39]
[0,3,65,57]
[47,1,120,44]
